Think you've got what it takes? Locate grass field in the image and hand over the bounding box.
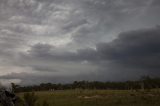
[17,89,160,106]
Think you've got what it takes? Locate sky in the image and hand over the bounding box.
[0,0,160,85]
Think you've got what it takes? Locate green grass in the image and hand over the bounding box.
[17,89,160,106]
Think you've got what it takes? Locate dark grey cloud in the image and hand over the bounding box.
[69,0,160,47]
[23,26,160,63]
[97,26,160,60]
[94,26,160,80]
[5,26,159,84]
[151,0,160,6]
[0,0,160,85]
[0,72,97,85]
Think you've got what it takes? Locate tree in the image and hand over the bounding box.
[11,83,19,93]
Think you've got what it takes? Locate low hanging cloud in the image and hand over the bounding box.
[95,26,160,80]
[97,26,160,63]
[24,26,160,67]
[1,26,160,84]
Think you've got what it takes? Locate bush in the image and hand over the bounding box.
[15,97,25,106]
[23,92,37,106]
[42,100,49,106]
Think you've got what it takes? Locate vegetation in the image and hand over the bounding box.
[13,76,160,92]
[0,76,158,106]
[16,89,160,106]
[23,92,38,106]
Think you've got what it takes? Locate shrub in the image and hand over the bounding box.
[42,100,49,106]
[23,92,37,106]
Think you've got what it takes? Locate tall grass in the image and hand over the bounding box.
[17,89,160,106]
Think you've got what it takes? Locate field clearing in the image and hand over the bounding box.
[17,89,160,106]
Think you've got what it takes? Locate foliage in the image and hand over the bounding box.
[23,92,38,106]
[14,76,160,92]
[17,89,160,106]
[11,83,20,93]
[15,97,25,106]
[42,100,49,106]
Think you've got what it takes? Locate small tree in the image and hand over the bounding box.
[11,83,19,93]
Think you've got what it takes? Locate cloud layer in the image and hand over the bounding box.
[0,0,160,85]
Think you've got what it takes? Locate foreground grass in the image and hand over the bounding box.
[17,89,160,106]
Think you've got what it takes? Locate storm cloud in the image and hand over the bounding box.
[0,0,160,85]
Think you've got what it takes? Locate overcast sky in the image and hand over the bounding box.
[0,0,160,85]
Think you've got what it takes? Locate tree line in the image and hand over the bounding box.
[12,76,160,92]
